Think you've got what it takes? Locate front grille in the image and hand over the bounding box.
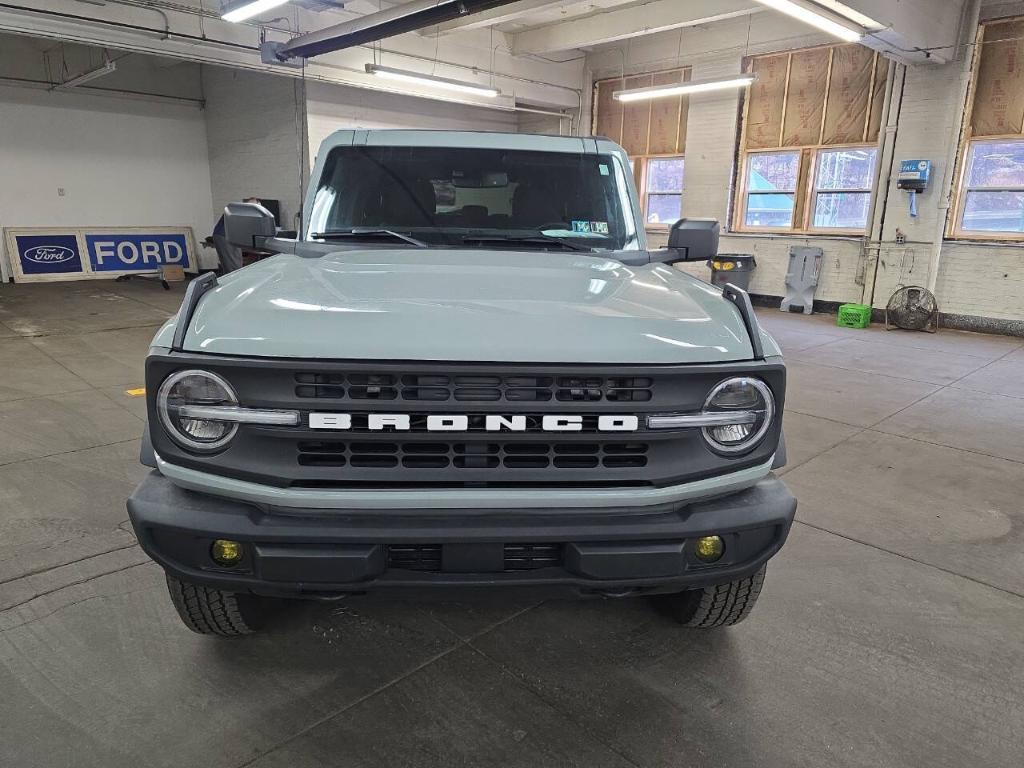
[386,543,563,572]
[297,441,649,470]
[295,372,653,403]
[146,354,786,492]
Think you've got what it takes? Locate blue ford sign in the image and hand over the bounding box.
[15,234,84,276]
[85,233,191,272]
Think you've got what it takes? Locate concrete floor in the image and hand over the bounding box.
[2,279,1023,768]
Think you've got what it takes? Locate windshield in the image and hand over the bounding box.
[307,145,640,251]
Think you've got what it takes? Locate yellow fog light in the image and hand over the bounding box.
[211,539,244,567]
[694,535,725,563]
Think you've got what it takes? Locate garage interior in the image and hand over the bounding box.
[2,1,1024,766]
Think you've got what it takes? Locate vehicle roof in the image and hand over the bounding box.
[315,128,627,156]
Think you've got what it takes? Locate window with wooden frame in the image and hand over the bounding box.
[951,18,1024,239]
[736,44,889,235]
[593,67,690,227]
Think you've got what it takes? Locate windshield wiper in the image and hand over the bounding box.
[461,234,592,252]
[312,228,427,247]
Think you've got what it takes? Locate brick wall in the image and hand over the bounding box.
[202,66,308,232]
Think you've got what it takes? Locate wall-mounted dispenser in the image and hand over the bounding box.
[897,160,932,218]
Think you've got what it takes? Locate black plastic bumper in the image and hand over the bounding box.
[127,472,796,599]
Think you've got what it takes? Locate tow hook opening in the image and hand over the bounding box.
[588,588,646,598]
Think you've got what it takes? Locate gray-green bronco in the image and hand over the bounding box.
[128,130,795,636]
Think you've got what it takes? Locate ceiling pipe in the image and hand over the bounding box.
[264,0,524,61]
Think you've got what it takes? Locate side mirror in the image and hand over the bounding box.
[666,218,720,262]
[224,202,276,249]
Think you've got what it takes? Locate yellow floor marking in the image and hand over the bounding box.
[125,388,146,396]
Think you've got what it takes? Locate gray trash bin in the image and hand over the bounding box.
[708,254,756,291]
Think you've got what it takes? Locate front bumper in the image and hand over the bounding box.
[127,472,796,599]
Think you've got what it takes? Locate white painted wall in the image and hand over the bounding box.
[305,81,517,165]
[0,67,214,278]
[0,86,213,232]
[585,2,1024,329]
[0,34,214,276]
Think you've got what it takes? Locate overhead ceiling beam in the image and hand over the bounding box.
[272,0,524,59]
[511,0,761,54]
[427,0,632,36]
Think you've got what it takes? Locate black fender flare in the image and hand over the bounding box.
[140,422,157,469]
[770,430,786,473]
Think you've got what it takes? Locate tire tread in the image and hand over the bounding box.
[675,565,767,628]
[166,575,256,636]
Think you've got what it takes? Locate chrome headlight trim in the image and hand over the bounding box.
[157,369,240,453]
[647,411,758,429]
[700,377,775,455]
[176,405,300,426]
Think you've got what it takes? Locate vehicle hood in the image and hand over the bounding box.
[170,250,770,364]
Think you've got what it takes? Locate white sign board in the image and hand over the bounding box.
[2,226,197,283]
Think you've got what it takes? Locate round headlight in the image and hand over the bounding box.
[701,377,775,455]
[157,369,238,452]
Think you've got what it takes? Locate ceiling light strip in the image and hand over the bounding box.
[812,0,885,31]
[222,0,291,23]
[751,0,865,43]
[612,75,756,103]
[365,64,500,98]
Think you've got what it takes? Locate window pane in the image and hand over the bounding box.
[962,190,1024,232]
[745,193,795,228]
[747,152,800,192]
[815,148,876,190]
[813,192,871,229]
[647,157,684,193]
[967,141,1024,188]
[647,194,683,224]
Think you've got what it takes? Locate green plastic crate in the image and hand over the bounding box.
[837,303,871,329]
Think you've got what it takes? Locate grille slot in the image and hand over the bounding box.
[504,543,562,570]
[386,544,563,572]
[296,441,650,471]
[387,545,442,571]
[295,372,651,402]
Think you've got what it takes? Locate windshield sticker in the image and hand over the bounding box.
[598,164,610,176]
[591,221,609,234]
[572,220,593,233]
[541,229,605,238]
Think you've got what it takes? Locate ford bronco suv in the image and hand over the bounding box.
[127,130,795,636]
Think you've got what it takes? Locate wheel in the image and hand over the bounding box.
[660,565,767,628]
[165,574,267,636]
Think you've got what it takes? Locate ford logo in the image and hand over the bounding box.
[24,245,76,264]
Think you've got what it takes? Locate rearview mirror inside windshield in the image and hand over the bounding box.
[452,170,509,188]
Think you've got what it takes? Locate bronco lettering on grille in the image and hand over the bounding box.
[308,413,640,432]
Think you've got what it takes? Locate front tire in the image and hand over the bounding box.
[660,565,767,627]
[165,574,267,636]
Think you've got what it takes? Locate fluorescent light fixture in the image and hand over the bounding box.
[365,64,500,98]
[613,75,756,103]
[222,0,290,23]
[813,0,885,30]
[751,0,865,42]
[52,59,117,90]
